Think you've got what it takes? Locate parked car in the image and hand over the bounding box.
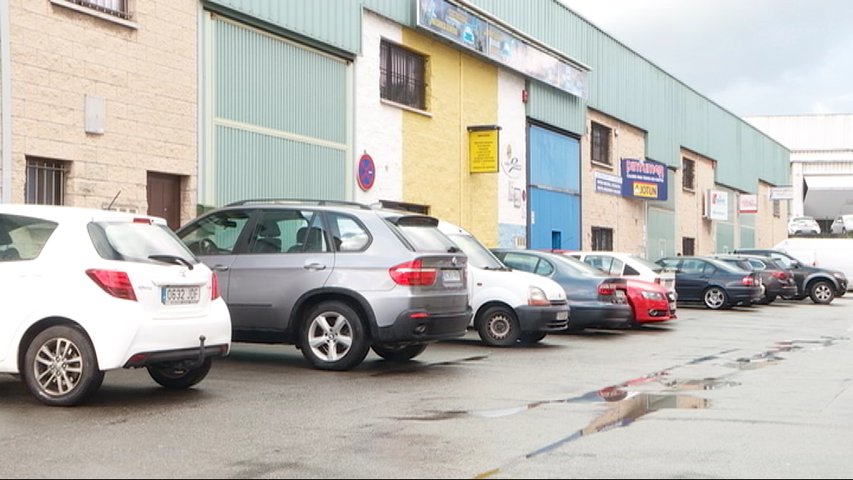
[655,256,762,310]
[0,205,232,406]
[491,249,633,330]
[710,254,797,304]
[176,200,472,370]
[787,216,821,236]
[769,238,853,293]
[829,214,853,235]
[561,250,677,311]
[436,222,569,346]
[618,278,677,327]
[733,248,847,304]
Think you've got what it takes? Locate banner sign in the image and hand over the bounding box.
[708,189,729,221]
[417,0,587,98]
[738,194,758,213]
[620,158,668,201]
[594,171,623,196]
[769,186,793,200]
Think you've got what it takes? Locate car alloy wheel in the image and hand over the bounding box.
[24,325,104,406]
[809,280,835,304]
[703,287,728,310]
[477,305,521,347]
[299,300,369,371]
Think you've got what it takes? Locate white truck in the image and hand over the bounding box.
[437,221,570,346]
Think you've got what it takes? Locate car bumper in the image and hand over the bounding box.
[515,304,570,332]
[376,307,473,343]
[631,296,675,323]
[728,286,763,305]
[567,301,632,328]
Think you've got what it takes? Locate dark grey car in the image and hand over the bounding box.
[176,200,472,371]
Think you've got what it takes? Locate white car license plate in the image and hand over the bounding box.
[161,286,200,305]
[442,269,462,283]
[556,310,568,321]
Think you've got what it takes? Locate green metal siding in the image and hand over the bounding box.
[205,15,349,206]
[526,81,585,136]
[646,207,675,261]
[716,223,735,253]
[739,226,755,249]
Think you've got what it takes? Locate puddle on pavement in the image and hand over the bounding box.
[474,393,709,478]
[661,377,741,390]
[370,355,488,377]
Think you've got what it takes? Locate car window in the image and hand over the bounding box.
[702,262,718,274]
[584,255,611,273]
[535,258,554,275]
[657,258,680,270]
[179,210,251,255]
[501,252,538,273]
[747,259,766,270]
[328,213,371,252]
[629,255,666,273]
[249,209,328,254]
[88,220,196,264]
[0,214,58,261]
[446,233,504,269]
[623,264,641,275]
[680,259,706,274]
[609,258,624,275]
[387,216,457,253]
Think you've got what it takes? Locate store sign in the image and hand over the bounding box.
[769,186,793,200]
[468,126,500,173]
[738,194,758,213]
[707,189,729,221]
[594,171,622,196]
[417,0,587,98]
[620,158,668,201]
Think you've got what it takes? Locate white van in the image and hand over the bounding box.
[437,221,570,346]
[772,237,853,290]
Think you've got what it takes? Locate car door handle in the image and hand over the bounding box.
[212,265,230,272]
[304,262,327,271]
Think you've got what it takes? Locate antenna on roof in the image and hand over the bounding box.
[106,190,121,211]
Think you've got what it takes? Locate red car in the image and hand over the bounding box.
[617,278,676,326]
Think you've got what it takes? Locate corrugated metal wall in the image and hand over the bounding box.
[206,15,349,206]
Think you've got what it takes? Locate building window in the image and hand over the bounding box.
[682,237,695,256]
[682,158,695,191]
[773,199,781,217]
[380,40,426,110]
[26,158,69,205]
[591,226,613,251]
[55,0,132,20]
[591,122,611,166]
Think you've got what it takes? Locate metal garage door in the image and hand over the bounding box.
[202,14,350,207]
[527,123,581,250]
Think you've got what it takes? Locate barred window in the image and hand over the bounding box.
[26,158,68,206]
[380,40,426,110]
[773,199,781,218]
[70,0,130,19]
[682,158,695,190]
[591,226,613,251]
[591,122,611,166]
[682,237,695,256]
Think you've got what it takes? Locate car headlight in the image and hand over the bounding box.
[641,291,665,301]
[833,272,847,280]
[528,286,550,306]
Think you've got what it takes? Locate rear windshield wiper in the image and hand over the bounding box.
[148,254,194,270]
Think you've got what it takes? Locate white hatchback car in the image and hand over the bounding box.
[787,216,821,235]
[0,205,231,406]
[562,251,678,310]
[829,214,853,235]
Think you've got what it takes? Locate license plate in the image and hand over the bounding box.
[556,310,569,321]
[161,286,200,305]
[442,269,462,283]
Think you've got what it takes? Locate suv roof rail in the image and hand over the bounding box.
[224,198,373,210]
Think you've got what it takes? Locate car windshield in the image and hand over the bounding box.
[89,221,198,264]
[628,255,667,273]
[556,254,610,276]
[446,233,504,269]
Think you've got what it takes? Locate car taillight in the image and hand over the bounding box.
[133,217,152,224]
[598,282,618,295]
[771,271,787,280]
[211,272,220,300]
[86,269,137,301]
[741,275,755,286]
[389,260,437,286]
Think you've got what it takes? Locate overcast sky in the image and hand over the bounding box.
[558,0,853,117]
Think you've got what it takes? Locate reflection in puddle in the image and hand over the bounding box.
[475,393,709,478]
[662,378,741,390]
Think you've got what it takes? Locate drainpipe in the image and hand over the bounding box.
[0,0,11,203]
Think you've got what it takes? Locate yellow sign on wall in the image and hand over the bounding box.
[468,126,500,173]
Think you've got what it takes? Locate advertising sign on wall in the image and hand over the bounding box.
[594,171,622,196]
[707,189,729,221]
[769,186,793,200]
[738,194,758,213]
[417,0,588,98]
[468,126,500,173]
[620,158,668,201]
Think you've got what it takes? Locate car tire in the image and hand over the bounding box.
[476,305,521,347]
[518,332,547,344]
[808,280,835,304]
[759,294,777,305]
[299,300,370,371]
[702,287,729,310]
[371,343,428,362]
[23,325,104,407]
[147,358,212,389]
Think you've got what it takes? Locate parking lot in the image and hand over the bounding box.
[2,297,853,479]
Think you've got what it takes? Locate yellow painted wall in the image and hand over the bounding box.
[400,29,499,246]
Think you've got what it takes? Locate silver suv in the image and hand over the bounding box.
[176,200,471,371]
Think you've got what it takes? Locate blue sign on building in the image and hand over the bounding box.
[620,158,668,201]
